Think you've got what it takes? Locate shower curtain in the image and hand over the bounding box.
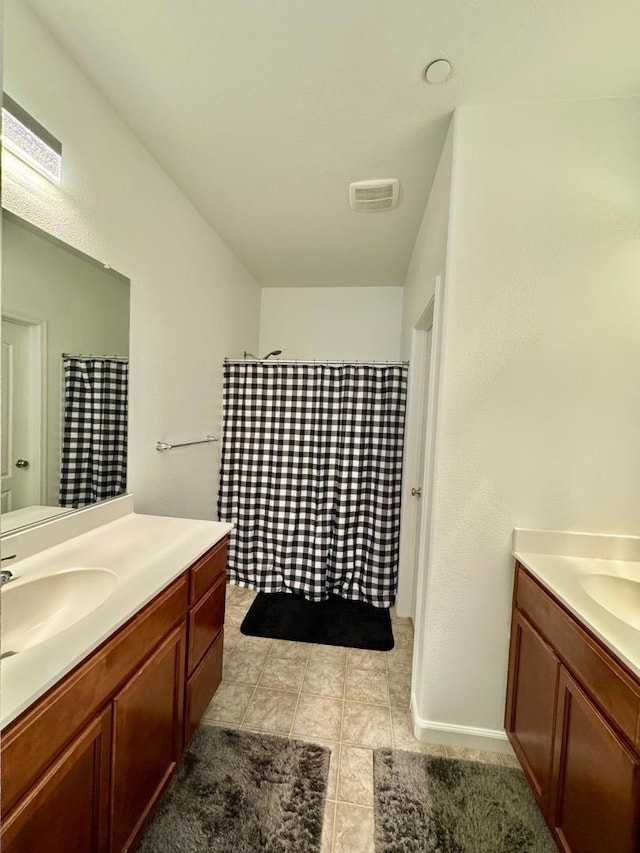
[217,361,408,607]
[59,357,128,508]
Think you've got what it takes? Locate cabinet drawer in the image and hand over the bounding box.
[188,571,226,675]
[1,575,188,815]
[184,632,223,744]
[516,565,640,749]
[189,537,228,604]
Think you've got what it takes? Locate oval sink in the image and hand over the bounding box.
[1,568,118,655]
[580,574,640,630]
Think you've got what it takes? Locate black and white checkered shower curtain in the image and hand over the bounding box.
[218,362,408,607]
[59,357,128,508]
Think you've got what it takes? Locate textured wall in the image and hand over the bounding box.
[418,99,640,734]
[259,286,403,362]
[3,0,261,520]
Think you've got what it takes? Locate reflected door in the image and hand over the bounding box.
[1,318,41,512]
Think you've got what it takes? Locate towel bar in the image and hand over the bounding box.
[155,435,218,452]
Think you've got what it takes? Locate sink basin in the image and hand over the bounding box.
[1,568,118,656]
[580,574,640,630]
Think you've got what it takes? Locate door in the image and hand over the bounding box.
[110,625,186,853]
[1,318,42,512]
[550,668,640,853]
[398,277,444,625]
[410,325,432,620]
[1,708,112,853]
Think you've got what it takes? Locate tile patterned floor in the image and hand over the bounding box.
[201,584,520,853]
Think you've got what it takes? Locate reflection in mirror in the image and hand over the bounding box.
[1,211,130,534]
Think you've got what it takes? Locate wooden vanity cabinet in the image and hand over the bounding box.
[1,708,112,853]
[0,535,228,853]
[505,562,640,853]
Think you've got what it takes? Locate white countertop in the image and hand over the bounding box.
[513,529,640,680]
[0,509,232,730]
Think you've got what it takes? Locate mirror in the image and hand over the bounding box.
[1,211,130,534]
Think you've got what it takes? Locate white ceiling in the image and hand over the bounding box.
[25,1,640,287]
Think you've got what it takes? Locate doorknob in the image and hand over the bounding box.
[15,459,30,469]
[411,487,422,497]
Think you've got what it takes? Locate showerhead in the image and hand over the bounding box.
[262,350,282,360]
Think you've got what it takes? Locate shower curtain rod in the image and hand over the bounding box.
[62,353,129,362]
[225,358,409,366]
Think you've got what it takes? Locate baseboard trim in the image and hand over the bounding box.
[410,696,514,755]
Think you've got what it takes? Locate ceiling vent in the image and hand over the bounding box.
[349,179,399,212]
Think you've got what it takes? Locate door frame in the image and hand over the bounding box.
[2,311,48,507]
[396,275,445,620]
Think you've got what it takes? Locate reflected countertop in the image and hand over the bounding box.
[2,505,71,534]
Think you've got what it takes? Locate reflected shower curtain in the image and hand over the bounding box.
[59,357,128,508]
[217,361,408,607]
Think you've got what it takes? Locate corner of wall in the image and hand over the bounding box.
[411,692,512,754]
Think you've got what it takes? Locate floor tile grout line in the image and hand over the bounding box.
[385,639,396,749]
[334,798,374,810]
[328,798,338,853]
[236,639,273,729]
[332,661,349,853]
[287,656,309,738]
[222,678,409,712]
[204,715,464,758]
[329,647,349,818]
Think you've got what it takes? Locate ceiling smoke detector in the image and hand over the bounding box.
[349,179,399,212]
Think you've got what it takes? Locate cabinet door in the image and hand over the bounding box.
[550,669,640,853]
[1,707,111,853]
[505,609,560,809]
[110,625,186,853]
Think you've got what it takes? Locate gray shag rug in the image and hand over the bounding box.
[373,749,556,853]
[138,726,330,853]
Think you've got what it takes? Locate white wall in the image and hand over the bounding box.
[3,0,261,520]
[259,287,403,361]
[414,98,640,740]
[3,215,130,505]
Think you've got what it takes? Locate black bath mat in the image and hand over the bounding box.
[138,726,329,853]
[241,591,394,650]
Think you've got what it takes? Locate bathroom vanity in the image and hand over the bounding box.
[0,499,231,853]
[505,531,640,853]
